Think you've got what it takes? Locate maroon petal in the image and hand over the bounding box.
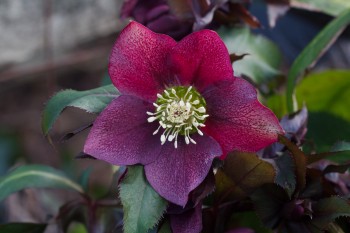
[109,21,177,102]
[170,202,203,233]
[202,78,283,158]
[144,134,222,206]
[84,95,162,165]
[169,29,233,91]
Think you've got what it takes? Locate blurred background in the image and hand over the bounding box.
[0,0,124,227]
[0,0,349,230]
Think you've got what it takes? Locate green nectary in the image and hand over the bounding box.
[147,86,209,148]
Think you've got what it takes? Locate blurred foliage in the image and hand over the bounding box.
[0,131,21,176]
[219,26,282,84]
[296,70,350,122]
[292,0,350,16]
[0,165,83,202]
[286,8,350,112]
[0,223,47,233]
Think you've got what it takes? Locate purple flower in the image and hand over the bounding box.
[84,22,283,206]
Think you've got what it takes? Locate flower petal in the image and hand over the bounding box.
[202,78,283,158]
[169,29,233,91]
[170,202,203,233]
[84,95,162,165]
[144,134,222,206]
[109,21,177,102]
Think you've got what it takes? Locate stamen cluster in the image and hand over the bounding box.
[147,86,209,148]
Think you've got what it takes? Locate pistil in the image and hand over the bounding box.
[147,86,208,148]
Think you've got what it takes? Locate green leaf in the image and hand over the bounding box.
[296,70,350,122]
[274,154,296,197]
[78,167,93,192]
[305,112,350,153]
[307,151,350,165]
[0,165,83,202]
[286,9,350,113]
[215,152,275,201]
[278,135,307,196]
[332,141,350,151]
[312,196,350,229]
[291,0,350,16]
[266,94,288,119]
[42,84,119,135]
[227,211,272,233]
[250,184,289,229]
[158,220,172,233]
[119,166,168,233]
[67,222,88,233]
[0,223,47,233]
[218,27,282,84]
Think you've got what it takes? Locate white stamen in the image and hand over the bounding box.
[197,129,203,136]
[147,86,208,148]
[147,116,158,122]
[153,125,161,135]
[161,134,166,144]
[196,107,206,113]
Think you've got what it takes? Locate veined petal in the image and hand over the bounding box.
[84,95,162,165]
[109,21,177,102]
[169,29,233,91]
[144,134,222,207]
[202,78,283,158]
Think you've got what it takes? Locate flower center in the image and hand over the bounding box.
[147,86,209,148]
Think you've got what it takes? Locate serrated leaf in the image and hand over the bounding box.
[286,9,350,112]
[218,27,282,84]
[278,135,306,196]
[119,166,167,233]
[42,84,119,135]
[250,184,289,229]
[274,154,296,197]
[215,152,275,201]
[291,0,350,16]
[0,165,83,202]
[312,196,350,229]
[0,223,47,233]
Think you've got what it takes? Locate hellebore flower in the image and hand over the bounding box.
[84,21,283,206]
